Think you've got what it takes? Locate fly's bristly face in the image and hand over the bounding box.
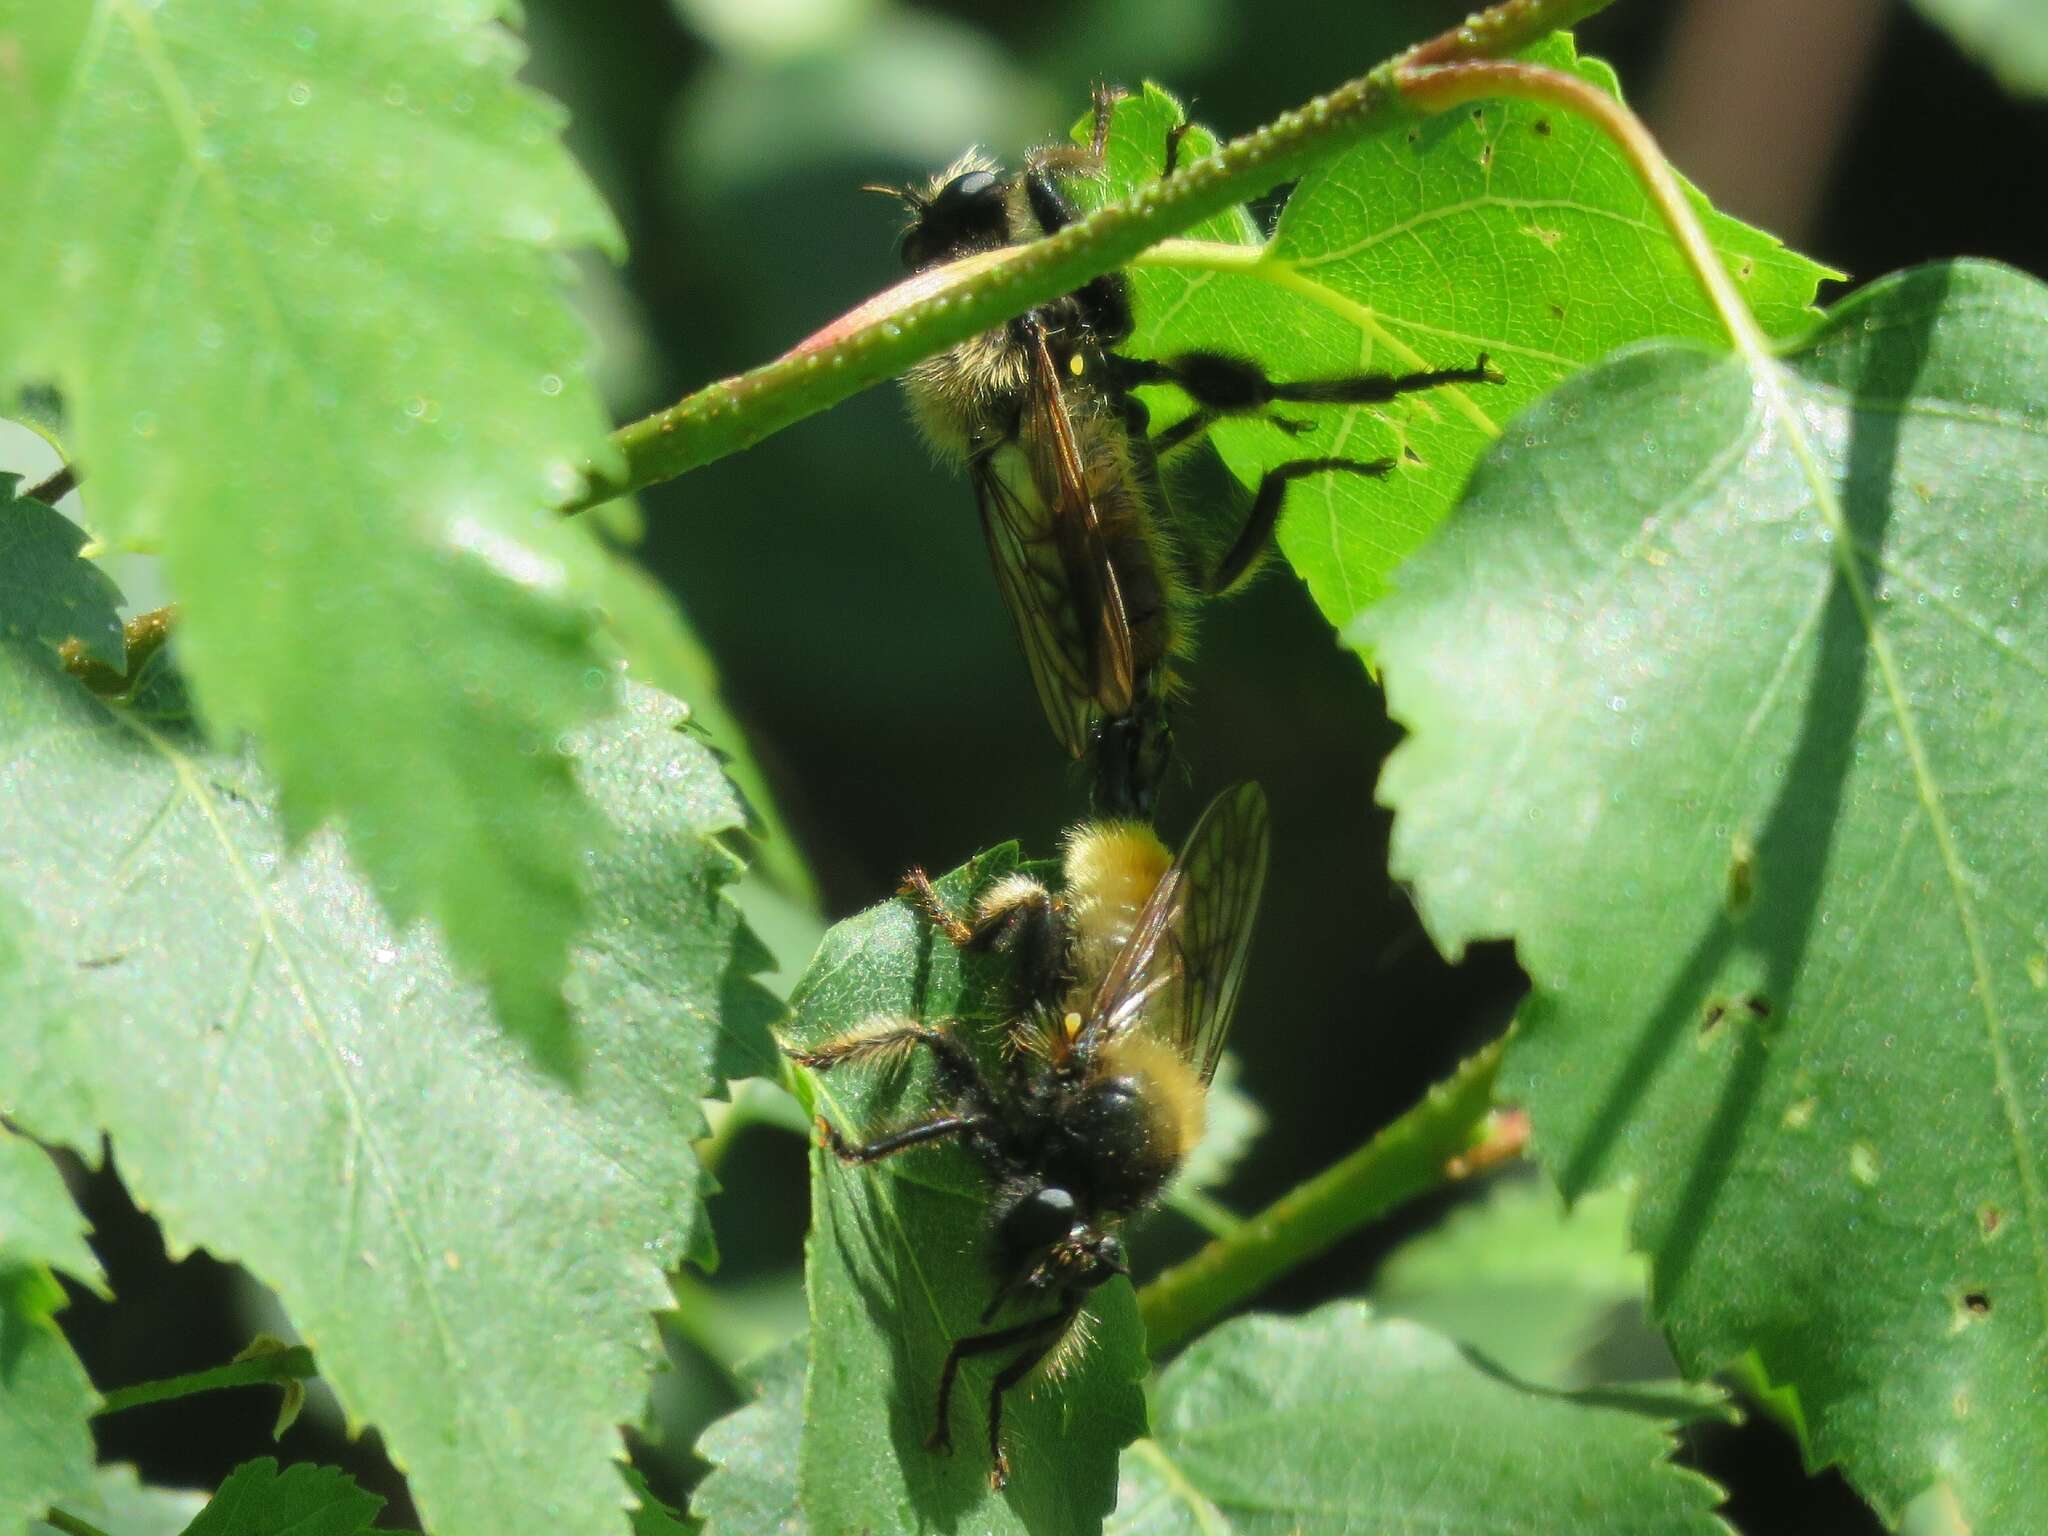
[877,90,1507,820]
[783,781,1271,1490]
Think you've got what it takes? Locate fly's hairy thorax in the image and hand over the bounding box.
[1061,1033,1206,1215]
[903,327,1032,465]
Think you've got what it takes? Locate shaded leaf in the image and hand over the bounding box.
[785,852,1147,1535]
[1112,1304,1727,1534]
[179,1459,379,1536]
[691,1338,806,1536]
[1372,1174,1669,1388]
[1365,259,2048,1530]
[1080,44,1834,634]
[1910,0,2048,97]
[35,1464,210,1536]
[0,648,779,1536]
[0,0,708,1069]
[0,477,124,670]
[625,1467,700,1536]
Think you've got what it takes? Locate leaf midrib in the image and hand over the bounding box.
[1752,333,2048,1332]
[107,706,476,1450]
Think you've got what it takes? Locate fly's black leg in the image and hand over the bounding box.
[926,1294,1082,1482]
[1209,457,1395,594]
[984,1293,1085,1490]
[1107,349,1505,457]
[899,866,975,946]
[787,1020,998,1136]
[815,1111,988,1165]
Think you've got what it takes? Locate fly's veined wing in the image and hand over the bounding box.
[976,456,1099,758]
[1023,330,1135,716]
[1085,781,1270,1083]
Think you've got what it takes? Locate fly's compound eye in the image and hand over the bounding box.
[1081,1233,1127,1286]
[998,1185,1081,1260]
[900,169,1011,270]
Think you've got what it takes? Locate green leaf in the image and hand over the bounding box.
[36,1464,211,1536]
[1373,1175,1670,1389]
[1082,43,1834,635]
[1910,0,2048,96]
[1364,259,2048,1530]
[0,477,124,670]
[690,1338,806,1536]
[0,1126,101,1292]
[624,1467,700,1536]
[179,1459,380,1536]
[1113,1304,1727,1534]
[0,649,781,1536]
[0,1132,97,1536]
[785,853,1148,1535]
[0,0,710,1071]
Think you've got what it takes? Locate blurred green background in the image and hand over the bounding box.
[46,1,2047,1531]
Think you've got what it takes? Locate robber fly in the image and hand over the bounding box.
[786,781,1271,1488]
[877,91,1502,816]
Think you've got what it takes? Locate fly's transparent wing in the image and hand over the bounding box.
[972,327,1136,754]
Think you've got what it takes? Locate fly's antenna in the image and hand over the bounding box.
[859,181,926,212]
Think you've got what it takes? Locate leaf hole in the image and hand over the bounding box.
[1548,302,1566,320]
[1479,142,1494,170]
[1737,257,1756,281]
[1401,445,1424,467]
[1963,1291,1990,1316]
[1470,107,1485,125]
[1533,117,1553,137]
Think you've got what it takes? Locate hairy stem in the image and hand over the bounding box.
[1395,58,1770,363]
[565,0,1621,511]
[96,1343,316,1417]
[24,463,79,505]
[1137,1039,1508,1355]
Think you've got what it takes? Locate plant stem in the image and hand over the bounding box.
[564,0,1622,511]
[1395,58,1771,364]
[42,1510,111,1536]
[24,463,79,505]
[96,1343,316,1417]
[1137,1038,1506,1354]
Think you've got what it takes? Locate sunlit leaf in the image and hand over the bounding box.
[1365,258,2048,1530]
[1081,42,1834,634]
[0,646,780,1536]
[0,0,712,1069]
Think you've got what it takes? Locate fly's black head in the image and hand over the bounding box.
[900,167,1012,271]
